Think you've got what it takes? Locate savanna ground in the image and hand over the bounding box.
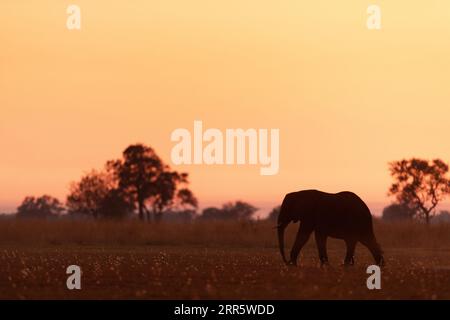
[0,219,449,299]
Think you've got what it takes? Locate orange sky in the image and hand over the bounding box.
[1,1,450,216]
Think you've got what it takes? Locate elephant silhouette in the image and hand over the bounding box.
[277,190,384,266]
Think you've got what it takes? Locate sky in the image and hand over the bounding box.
[1,1,450,217]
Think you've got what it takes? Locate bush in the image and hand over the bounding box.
[382,203,415,222]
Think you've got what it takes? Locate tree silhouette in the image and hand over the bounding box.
[17,195,64,219]
[266,205,281,221]
[433,210,450,224]
[66,170,132,219]
[106,144,162,221]
[200,207,224,220]
[67,170,113,218]
[97,188,133,219]
[222,201,258,220]
[176,188,198,210]
[108,144,196,222]
[200,201,258,220]
[66,144,196,221]
[388,158,450,224]
[151,171,187,221]
[162,209,196,222]
[382,203,415,222]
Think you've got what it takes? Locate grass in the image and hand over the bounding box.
[0,219,449,299]
[1,219,449,248]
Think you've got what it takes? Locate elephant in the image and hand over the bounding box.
[276,190,384,266]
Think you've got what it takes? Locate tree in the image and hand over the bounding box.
[199,201,258,220]
[150,171,192,221]
[222,201,258,220]
[200,207,224,220]
[266,206,281,221]
[97,188,133,219]
[17,195,64,219]
[433,210,450,224]
[161,209,196,222]
[388,158,450,224]
[66,170,113,218]
[108,144,196,222]
[176,188,198,210]
[382,203,415,222]
[66,170,133,219]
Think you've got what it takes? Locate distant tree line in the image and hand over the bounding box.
[16,195,64,219]
[16,144,198,221]
[381,203,450,224]
[15,195,259,222]
[14,143,262,222]
[12,152,450,224]
[199,201,258,221]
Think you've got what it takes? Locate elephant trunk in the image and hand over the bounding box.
[277,222,288,264]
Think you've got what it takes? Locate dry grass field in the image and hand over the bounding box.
[0,219,449,299]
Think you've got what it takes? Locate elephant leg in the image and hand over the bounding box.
[344,239,356,266]
[359,236,384,266]
[314,231,329,266]
[289,225,312,266]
